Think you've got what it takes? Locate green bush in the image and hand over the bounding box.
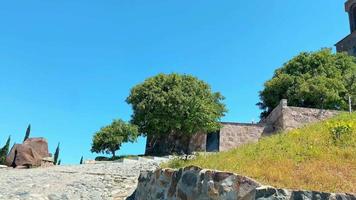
[328,121,354,147]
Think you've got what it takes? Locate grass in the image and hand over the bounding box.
[162,113,356,193]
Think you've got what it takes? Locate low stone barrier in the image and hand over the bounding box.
[130,166,356,200]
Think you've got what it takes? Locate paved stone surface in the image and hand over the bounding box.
[0,158,163,200]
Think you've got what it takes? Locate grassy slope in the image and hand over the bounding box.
[163,113,356,193]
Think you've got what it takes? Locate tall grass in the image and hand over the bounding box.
[163,113,356,193]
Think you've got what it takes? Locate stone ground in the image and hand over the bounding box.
[0,158,165,200]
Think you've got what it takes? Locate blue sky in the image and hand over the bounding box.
[0,0,349,164]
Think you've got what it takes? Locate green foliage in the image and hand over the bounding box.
[327,121,355,147]
[95,155,140,161]
[54,143,60,165]
[0,136,11,165]
[23,124,31,142]
[80,156,83,164]
[126,73,227,137]
[258,49,356,117]
[57,159,61,165]
[163,113,356,193]
[91,119,139,158]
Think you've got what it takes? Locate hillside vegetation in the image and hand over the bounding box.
[163,113,356,193]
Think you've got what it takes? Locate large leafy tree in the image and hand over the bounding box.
[91,119,139,158]
[126,73,227,137]
[258,49,356,118]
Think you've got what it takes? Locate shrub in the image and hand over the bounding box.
[328,121,355,147]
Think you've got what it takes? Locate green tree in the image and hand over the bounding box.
[80,156,83,164]
[0,136,11,165]
[258,49,356,118]
[91,119,139,158]
[23,124,31,142]
[57,159,61,165]
[126,73,227,138]
[54,143,60,165]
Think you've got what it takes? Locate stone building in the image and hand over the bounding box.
[336,0,356,56]
[145,99,340,155]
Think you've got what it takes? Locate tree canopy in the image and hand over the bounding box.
[91,119,139,158]
[126,73,227,136]
[258,49,356,118]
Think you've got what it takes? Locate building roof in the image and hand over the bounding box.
[335,32,356,46]
[346,0,356,12]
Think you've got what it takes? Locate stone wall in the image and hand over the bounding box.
[282,106,341,131]
[261,99,341,136]
[131,167,356,200]
[261,99,286,134]
[217,99,340,151]
[219,123,265,151]
[336,31,356,56]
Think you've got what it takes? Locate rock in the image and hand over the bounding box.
[134,166,262,200]
[6,138,50,168]
[84,160,96,164]
[42,157,54,162]
[133,167,356,200]
[0,165,7,168]
[255,186,291,200]
[23,138,50,158]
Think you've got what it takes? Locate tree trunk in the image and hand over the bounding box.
[112,150,116,159]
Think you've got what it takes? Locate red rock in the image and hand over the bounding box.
[5,138,50,168]
[23,138,50,158]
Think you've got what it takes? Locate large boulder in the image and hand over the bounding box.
[6,138,50,168]
[23,138,50,158]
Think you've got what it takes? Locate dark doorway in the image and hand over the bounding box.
[206,131,220,152]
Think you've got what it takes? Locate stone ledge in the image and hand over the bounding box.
[131,167,356,200]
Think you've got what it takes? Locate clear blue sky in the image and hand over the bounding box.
[0,0,349,164]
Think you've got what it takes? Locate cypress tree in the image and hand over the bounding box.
[23,124,31,142]
[80,156,83,164]
[0,136,10,165]
[57,159,61,165]
[3,136,10,155]
[54,143,60,165]
[0,149,4,165]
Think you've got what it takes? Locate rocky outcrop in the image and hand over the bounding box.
[131,166,356,200]
[6,137,51,168]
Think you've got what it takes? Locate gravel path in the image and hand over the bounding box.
[0,159,163,200]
